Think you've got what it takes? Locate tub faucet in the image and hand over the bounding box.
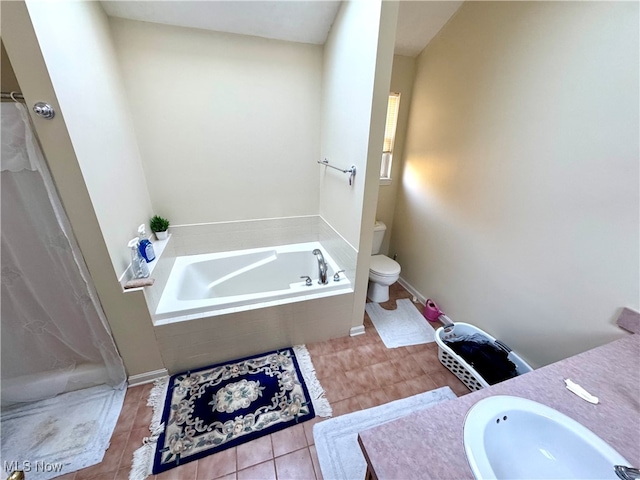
[615,466,640,480]
[312,249,328,285]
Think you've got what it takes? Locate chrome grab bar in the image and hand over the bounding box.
[317,159,356,186]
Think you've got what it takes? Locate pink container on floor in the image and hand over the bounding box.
[424,299,443,322]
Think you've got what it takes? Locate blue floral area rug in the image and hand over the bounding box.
[132,346,330,477]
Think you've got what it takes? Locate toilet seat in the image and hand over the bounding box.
[369,255,401,276]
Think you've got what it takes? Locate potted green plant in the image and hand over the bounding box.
[150,215,170,240]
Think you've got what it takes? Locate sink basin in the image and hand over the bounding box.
[464,395,629,479]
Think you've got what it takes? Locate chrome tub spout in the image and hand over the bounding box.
[615,466,640,480]
[312,249,328,285]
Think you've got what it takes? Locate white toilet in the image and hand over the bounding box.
[368,220,401,303]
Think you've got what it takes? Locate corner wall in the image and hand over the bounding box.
[375,55,416,255]
[23,1,154,277]
[109,17,322,225]
[320,0,384,249]
[391,1,639,367]
[319,0,398,328]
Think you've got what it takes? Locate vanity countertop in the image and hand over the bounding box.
[358,314,640,479]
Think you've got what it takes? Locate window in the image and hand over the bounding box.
[380,92,401,183]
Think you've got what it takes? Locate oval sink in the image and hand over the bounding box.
[463,395,629,480]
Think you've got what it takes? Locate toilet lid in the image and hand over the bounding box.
[370,255,401,276]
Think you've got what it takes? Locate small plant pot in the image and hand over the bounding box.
[154,230,168,241]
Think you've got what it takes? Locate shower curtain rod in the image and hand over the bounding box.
[1,91,25,100]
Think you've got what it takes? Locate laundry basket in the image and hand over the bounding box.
[434,322,532,391]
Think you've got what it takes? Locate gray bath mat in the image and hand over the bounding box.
[313,387,456,480]
[365,298,437,348]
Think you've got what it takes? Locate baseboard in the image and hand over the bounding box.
[397,276,427,306]
[350,325,366,336]
[127,368,168,387]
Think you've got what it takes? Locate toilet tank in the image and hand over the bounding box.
[371,220,387,255]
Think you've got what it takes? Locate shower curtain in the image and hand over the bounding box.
[1,102,126,406]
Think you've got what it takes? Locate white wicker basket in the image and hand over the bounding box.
[434,322,533,391]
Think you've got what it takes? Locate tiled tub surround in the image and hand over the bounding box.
[139,235,176,314]
[136,216,358,373]
[168,216,357,278]
[358,311,640,479]
[155,290,356,373]
[141,215,357,317]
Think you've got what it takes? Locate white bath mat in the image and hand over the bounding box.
[313,387,456,480]
[0,384,126,480]
[365,298,437,348]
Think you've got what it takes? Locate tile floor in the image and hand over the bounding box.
[59,283,469,480]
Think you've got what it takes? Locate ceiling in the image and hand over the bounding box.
[101,1,463,58]
[395,1,463,57]
[101,1,342,46]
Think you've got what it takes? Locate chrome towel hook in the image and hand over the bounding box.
[33,102,55,119]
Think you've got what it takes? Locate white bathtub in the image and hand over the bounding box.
[155,242,351,321]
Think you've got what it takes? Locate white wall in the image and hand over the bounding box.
[391,1,639,367]
[376,55,416,255]
[109,18,322,225]
[25,1,154,277]
[320,1,383,249]
[320,0,398,327]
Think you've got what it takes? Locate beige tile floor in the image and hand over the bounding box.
[57,284,469,480]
